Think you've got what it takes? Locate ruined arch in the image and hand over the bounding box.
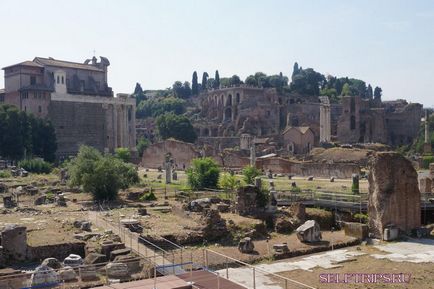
[236,93,240,104]
[227,94,232,106]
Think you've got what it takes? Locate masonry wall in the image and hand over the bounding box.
[27,242,85,262]
[141,139,200,168]
[256,157,359,178]
[49,101,107,157]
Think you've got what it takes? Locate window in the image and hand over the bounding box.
[61,76,64,84]
[57,76,60,84]
[30,76,36,85]
[38,106,42,113]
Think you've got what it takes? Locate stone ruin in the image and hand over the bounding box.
[200,209,228,241]
[368,152,421,239]
[1,224,28,263]
[238,237,254,253]
[419,163,434,193]
[236,185,262,216]
[296,220,322,243]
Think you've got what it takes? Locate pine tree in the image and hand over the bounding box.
[213,70,220,89]
[366,84,373,99]
[192,71,199,95]
[202,72,209,91]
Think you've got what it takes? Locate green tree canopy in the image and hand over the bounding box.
[242,165,260,185]
[187,157,220,190]
[136,97,186,118]
[192,71,199,95]
[213,70,220,89]
[156,112,197,143]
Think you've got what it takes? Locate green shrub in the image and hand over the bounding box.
[353,213,369,224]
[242,165,260,185]
[115,147,131,163]
[256,189,269,208]
[18,159,52,174]
[140,191,157,201]
[219,173,239,192]
[290,186,301,193]
[67,146,139,201]
[0,170,11,178]
[422,155,434,169]
[187,157,220,190]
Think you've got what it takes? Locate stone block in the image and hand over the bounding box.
[110,248,131,261]
[343,222,368,240]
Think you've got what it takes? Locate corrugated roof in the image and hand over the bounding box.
[33,57,104,72]
[2,60,43,70]
[282,126,312,135]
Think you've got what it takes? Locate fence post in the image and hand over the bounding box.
[172,251,175,275]
[226,257,229,279]
[285,279,288,289]
[253,267,256,289]
[154,263,157,289]
[217,272,220,289]
[205,250,209,269]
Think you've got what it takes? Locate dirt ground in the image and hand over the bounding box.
[279,246,434,289]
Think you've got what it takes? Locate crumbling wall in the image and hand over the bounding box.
[368,152,421,238]
[27,242,86,262]
[141,139,200,168]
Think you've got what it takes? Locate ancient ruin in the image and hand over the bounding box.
[368,152,421,239]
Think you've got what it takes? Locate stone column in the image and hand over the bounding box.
[423,109,431,154]
[250,142,256,167]
[113,104,118,149]
[319,96,331,143]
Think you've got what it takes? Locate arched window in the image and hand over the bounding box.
[57,76,60,84]
[61,76,64,84]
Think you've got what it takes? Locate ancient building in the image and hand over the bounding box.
[1,57,136,158]
[194,88,422,152]
[281,126,314,154]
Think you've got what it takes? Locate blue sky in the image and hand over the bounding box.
[1,0,433,106]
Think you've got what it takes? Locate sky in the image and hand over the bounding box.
[1,0,433,107]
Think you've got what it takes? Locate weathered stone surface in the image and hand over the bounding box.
[419,177,432,193]
[106,262,130,278]
[59,267,77,282]
[273,243,289,256]
[238,237,254,253]
[110,248,131,261]
[343,222,368,240]
[127,191,142,201]
[137,208,147,216]
[113,255,141,273]
[30,265,59,287]
[41,257,62,269]
[296,220,322,243]
[216,203,230,213]
[80,221,92,232]
[79,266,98,281]
[100,242,126,259]
[0,183,8,194]
[84,253,107,265]
[2,196,16,208]
[188,198,211,212]
[236,185,261,216]
[200,209,228,241]
[274,215,294,234]
[63,254,83,267]
[1,224,27,262]
[368,152,421,239]
[289,202,306,222]
[430,163,434,178]
[34,195,46,206]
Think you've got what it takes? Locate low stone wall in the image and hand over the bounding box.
[28,242,86,262]
[256,157,360,178]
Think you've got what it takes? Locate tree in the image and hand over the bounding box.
[115,147,131,162]
[137,137,150,157]
[192,71,199,95]
[133,83,146,106]
[374,86,382,101]
[290,67,326,96]
[242,165,261,185]
[219,172,238,192]
[172,81,192,99]
[0,104,56,161]
[136,97,186,118]
[366,84,373,99]
[156,112,197,143]
[341,83,351,96]
[213,70,220,89]
[229,75,241,86]
[201,72,209,91]
[292,62,300,80]
[187,157,220,189]
[67,146,138,201]
[245,75,257,86]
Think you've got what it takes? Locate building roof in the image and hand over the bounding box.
[33,57,104,72]
[282,126,312,135]
[2,60,43,70]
